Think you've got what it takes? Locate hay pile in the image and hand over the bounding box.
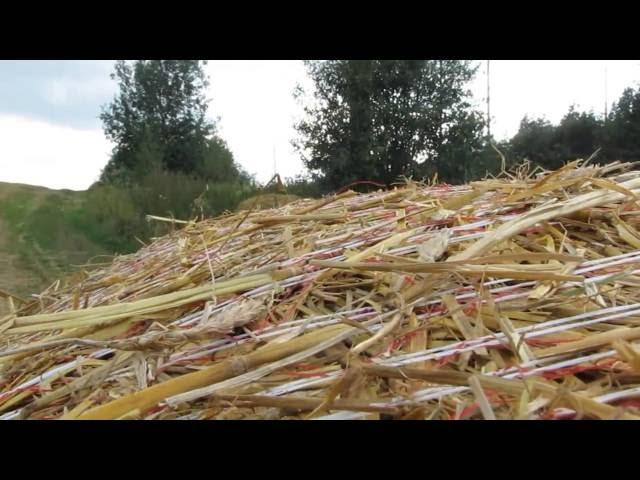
[3,160,640,420]
[237,193,300,211]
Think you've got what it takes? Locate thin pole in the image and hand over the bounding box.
[486,60,491,138]
[604,64,608,121]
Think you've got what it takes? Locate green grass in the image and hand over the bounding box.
[0,172,302,305]
[0,174,259,301]
[0,182,110,299]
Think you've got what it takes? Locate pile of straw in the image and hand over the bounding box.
[3,159,640,420]
[237,193,300,211]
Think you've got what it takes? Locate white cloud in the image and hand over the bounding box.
[470,60,640,140]
[44,79,71,106]
[1,60,639,191]
[43,75,115,108]
[0,114,112,190]
[206,60,312,183]
[209,60,640,183]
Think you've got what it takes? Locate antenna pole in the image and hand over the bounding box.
[604,64,608,121]
[486,60,491,138]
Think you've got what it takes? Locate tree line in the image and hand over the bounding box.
[294,60,640,191]
[505,89,640,170]
[89,60,640,253]
[86,60,255,253]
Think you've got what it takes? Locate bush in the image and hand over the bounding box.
[81,170,258,254]
[283,174,325,197]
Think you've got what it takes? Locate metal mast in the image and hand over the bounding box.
[487,60,491,138]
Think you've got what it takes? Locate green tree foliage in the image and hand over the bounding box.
[283,174,325,198]
[556,107,603,161]
[83,171,257,253]
[90,60,257,254]
[294,60,485,190]
[508,86,640,170]
[509,109,604,170]
[100,60,246,184]
[508,116,561,169]
[605,87,640,161]
[199,136,250,183]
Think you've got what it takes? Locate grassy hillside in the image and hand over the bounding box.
[0,176,308,314]
[0,182,113,308]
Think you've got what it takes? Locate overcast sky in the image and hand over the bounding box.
[0,60,638,190]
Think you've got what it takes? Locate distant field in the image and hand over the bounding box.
[0,181,113,312]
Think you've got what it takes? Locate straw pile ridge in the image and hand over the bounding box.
[3,159,640,420]
[237,193,300,211]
